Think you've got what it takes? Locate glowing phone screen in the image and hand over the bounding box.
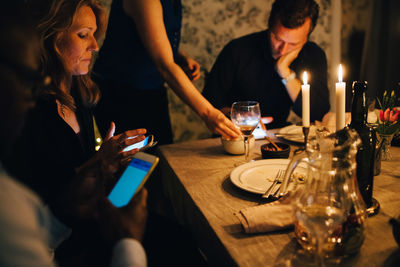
[108,158,152,207]
[123,136,150,152]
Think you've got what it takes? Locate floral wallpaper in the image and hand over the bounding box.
[97,0,372,143]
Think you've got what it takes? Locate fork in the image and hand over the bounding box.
[262,169,284,198]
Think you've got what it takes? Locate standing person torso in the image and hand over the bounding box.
[93,0,182,144]
[93,0,182,89]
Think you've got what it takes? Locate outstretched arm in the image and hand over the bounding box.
[122,0,240,139]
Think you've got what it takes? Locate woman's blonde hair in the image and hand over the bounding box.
[30,0,107,109]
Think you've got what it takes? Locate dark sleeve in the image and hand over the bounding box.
[202,42,236,110]
[292,44,330,122]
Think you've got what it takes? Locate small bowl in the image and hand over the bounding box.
[261,142,290,159]
[221,136,255,155]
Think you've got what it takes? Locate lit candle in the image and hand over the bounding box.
[302,71,310,127]
[336,64,346,131]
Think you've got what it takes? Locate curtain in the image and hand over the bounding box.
[360,0,400,97]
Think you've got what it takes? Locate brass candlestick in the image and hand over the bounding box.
[294,126,310,154]
[302,126,310,148]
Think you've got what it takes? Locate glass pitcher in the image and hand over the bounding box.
[279,128,367,259]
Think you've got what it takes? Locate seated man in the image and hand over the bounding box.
[203,0,330,129]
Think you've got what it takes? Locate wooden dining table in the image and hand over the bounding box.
[155,133,400,266]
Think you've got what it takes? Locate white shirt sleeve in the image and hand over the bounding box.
[0,171,55,267]
[110,238,147,267]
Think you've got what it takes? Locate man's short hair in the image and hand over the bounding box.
[268,0,319,33]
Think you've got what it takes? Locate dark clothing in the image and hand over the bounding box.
[92,0,182,144]
[93,0,181,90]
[2,91,108,267]
[202,30,330,129]
[4,93,95,208]
[93,77,173,145]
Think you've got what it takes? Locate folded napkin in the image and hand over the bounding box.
[235,197,294,234]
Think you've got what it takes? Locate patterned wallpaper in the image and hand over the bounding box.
[97,0,372,143]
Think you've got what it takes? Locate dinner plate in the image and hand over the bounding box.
[278,125,317,143]
[230,159,305,194]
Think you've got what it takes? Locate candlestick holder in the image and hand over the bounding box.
[302,126,310,147]
[294,126,310,154]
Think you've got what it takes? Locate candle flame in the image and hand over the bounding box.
[338,64,343,83]
[302,71,308,85]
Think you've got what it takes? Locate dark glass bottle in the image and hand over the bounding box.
[349,81,376,207]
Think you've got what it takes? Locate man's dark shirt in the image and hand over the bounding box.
[202,30,330,129]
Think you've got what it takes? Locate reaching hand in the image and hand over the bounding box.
[98,188,148,245]
[275,47,301,79]
[177,53,201,81]
[203,107,241,140]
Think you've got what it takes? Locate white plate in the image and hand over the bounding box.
[278,125,317,143]
[230,159,305,194]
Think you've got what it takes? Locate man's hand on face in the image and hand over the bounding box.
[275,47,302,79]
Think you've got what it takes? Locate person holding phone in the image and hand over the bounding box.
[108,152,159,208]
[0,2,149,267]
[92,0,241,144]
[3,0,150,265]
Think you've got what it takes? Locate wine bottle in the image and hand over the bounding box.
[349,81,376,208]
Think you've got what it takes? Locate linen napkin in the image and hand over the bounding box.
[315,111,351,133]
[235,197,294,234]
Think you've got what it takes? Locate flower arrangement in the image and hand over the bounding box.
[376,90,400,135]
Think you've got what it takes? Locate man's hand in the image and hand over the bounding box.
[275,47,301,79]
[98,188,148,245]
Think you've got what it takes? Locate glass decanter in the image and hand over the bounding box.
[279,128,367,262]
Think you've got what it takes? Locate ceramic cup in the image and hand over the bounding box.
[221,136,255,155]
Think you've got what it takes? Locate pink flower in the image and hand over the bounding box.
[379,109,384,121]
[390,109,399,122]
[384,108,390,121]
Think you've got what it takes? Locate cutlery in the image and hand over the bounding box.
[271,183,282,198]
[264,136,281,151]
[262,169,284,198]
[274,133,301,137]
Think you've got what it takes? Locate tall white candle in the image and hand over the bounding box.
[301,71,310,127]
[336,64,346,131]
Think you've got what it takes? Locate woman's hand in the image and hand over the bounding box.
[98,122,147,175]
[203,107,241,140]
[177,52,201,81]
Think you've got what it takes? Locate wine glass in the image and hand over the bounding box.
[230,101,261,162]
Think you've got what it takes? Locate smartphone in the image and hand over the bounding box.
[108,152,159,208]
[123,134,157,152]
